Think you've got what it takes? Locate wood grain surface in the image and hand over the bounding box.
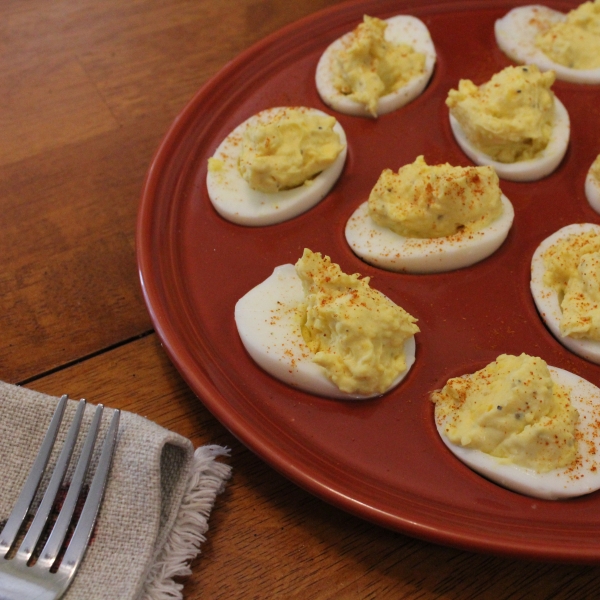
[2,0,599,598]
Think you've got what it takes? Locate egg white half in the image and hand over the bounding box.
[315,15,436,117]
[436,366,600,500]
[344,195,514,273]
[449,96,570,182]
[495,5,600,84]
[586,163,600,214]
[530,223,600,364]
[234,263,416,399]
[206,107,347,226]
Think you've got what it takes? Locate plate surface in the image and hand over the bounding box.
[137,0,600,562]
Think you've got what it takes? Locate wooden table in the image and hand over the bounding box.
[2,0,600,597]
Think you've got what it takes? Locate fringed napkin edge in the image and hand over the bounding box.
[141,445,232,600]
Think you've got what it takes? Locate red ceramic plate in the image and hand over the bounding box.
[137,0,600,562]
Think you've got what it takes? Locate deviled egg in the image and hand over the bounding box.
[495,2,600,84]
[530,223,600,364]
[206,107,347,226]
[446,65,570,182]
[234,249,419,399]
[585,154,600,213]
[345,156,514,273]
[432,353,600,500]
[315,14,436,118]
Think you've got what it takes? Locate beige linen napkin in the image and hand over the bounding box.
[0,381,231,600]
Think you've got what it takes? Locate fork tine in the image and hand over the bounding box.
[0,398,120,600]
[0,395,68,557]
[33,404,104,571]
[15,399,87,563]
[49,407,120,577]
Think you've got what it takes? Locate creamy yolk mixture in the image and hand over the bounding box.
[237,108,344,193]
[543,230,600,340]
[332,15,426,117]
[591,154,600,182]
[535,0,600,70]
[432,353,579,472]
[295,249,419,395]
[367,155,503,238]
[446,65,556,163]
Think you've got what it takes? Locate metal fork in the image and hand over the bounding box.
[0,395,120,600]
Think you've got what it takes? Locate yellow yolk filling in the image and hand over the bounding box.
[591,154,600,183]
[237,108,344,193]
[535,0,600,70]
[543,230,600,340]
[367,155,503,238]
[295,249,419,395]
[333,15,426,117]
[446,65,556,163]
[432,353,579,473]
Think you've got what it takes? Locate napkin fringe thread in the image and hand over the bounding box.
[142,445,231,600]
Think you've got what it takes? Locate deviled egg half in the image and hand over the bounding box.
[345,156,514,273]
[446,65,570,182]
[495,2,600,84]
[234,249,419,399]
[531,223,600,364]
[316,14,436,118]
[586,154,600,213]
[206,107,347,226]
[433,353,600,500]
